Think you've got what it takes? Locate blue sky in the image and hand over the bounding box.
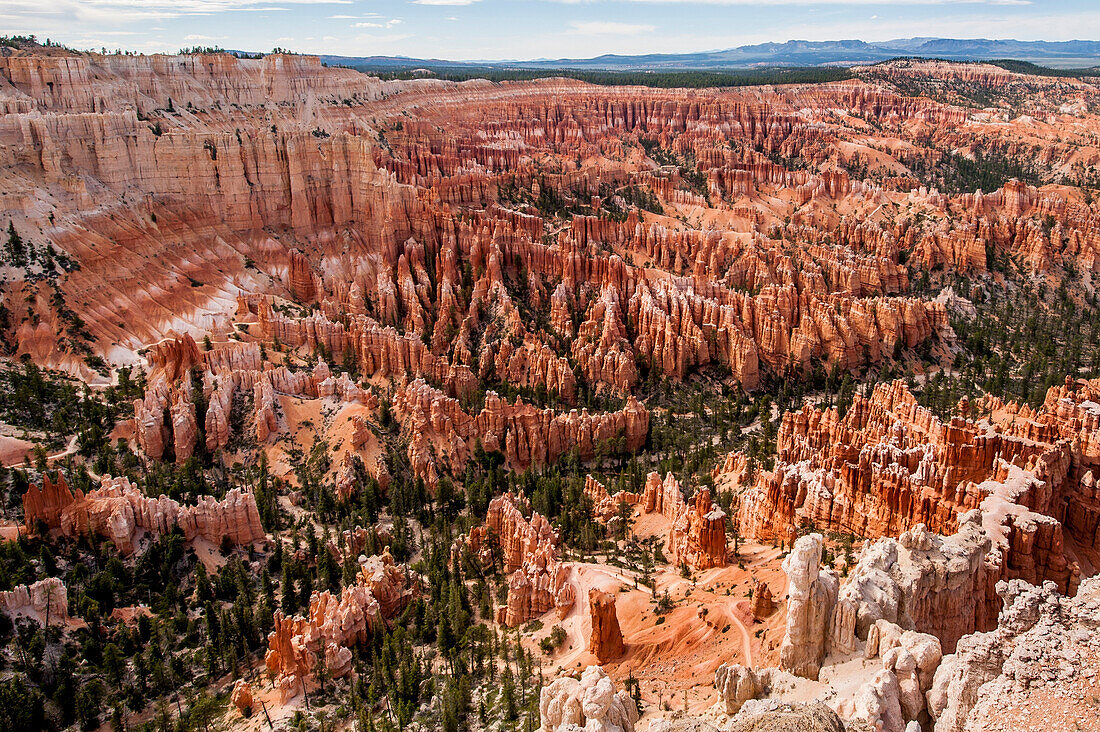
[4,0,1099,61]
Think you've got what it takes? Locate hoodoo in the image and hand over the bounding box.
[588,587,625,663]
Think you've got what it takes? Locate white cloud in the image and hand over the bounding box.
[411,0,479,6]
[570,21,656,35]
[0,0,352,26]
[354,18,402,28]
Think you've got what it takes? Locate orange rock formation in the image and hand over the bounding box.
[738,377,1100,656]
[24,473,265,555]
[669,487,728,570]
[640,471,729,571]
[22,472,77,532]
[464,493,576,627]
[588,587,625,663]
[264,550,416,702]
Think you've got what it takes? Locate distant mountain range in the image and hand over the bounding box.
[318,38,1100,71]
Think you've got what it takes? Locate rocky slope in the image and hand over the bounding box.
[675,376,1100,730]
[734,377,1098,625]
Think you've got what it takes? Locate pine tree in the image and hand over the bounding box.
[4,221,23,266]
[280,564,296,614]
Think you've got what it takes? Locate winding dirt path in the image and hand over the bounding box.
[5,433,79,469]
[729,603,753,668]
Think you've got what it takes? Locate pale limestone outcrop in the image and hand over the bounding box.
[848,669,905,732]
[927,576,1100,732]
[841,628,941,730]
[648,721,720,732]
[778,533,839,680]
[830,515,994,655]
[883,635,941,722]
[727,700,845,732]
[714,663,761,715]
[538,665,638,732]
[0,577,68,624]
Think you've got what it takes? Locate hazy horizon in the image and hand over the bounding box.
[6,0,1100,63]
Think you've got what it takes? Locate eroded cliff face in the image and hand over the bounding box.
[6,53,1099,506]
[728,507,1091,731]
[8,48,1100,732]
[716,376,1100,730]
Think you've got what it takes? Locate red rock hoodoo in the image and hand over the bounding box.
[588,588,625,663]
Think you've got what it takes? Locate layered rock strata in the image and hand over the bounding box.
[740,378,1098,650]
[6,52,1050,408]
[394,379,649,486]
